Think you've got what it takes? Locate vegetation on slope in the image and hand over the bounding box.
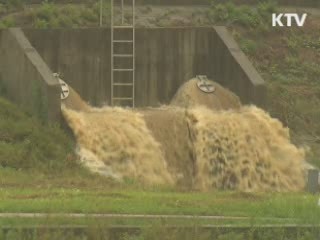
[0,93,118,190]
[0,1,319,168]
[191,0,320,167]
[0,96,73,172]
[0,3,319,231]
[215,3,320,167]
[0,0,110,28]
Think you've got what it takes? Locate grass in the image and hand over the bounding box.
[1,224,319,240]
[0,0,110,29]
[30,1,109,28]
[224,3,320,167]
[0,3,320,238]
[0,93,317,225]
[0,3,6,16]
[0,95,118,189]
[0,187,319,222]
[204,1,320,168]
[121,227,320,240]
[0,187,319,238]
[0,92,318,227]
[208,1,277,32]
[0,0,25,12]
[0,97,74,173]
[0,15,15,28]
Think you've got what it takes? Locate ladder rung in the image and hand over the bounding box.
[113,40,133,43]
[113,97,133,101]
[113,83,134,86]
[113,26,133,29]
[113,68,134,72]
[113,54,133,58]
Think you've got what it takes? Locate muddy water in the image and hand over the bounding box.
[187,106,305,191]
[62,79,306,191]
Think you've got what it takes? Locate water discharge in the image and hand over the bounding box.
[62,79,306,191]
[62,107,174,185]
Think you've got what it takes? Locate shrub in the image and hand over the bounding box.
[209,0,278,32]
[0,3,6,15]
[30,1,109,28]
[0,16,16,29]
[0,97,75,173]
[239,38,258,55]
[33,18,49,28]
[4,0,25,11]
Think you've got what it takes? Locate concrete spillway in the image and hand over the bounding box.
[0,27,265,122]
[62,79,306,192]
[0,27,306,191]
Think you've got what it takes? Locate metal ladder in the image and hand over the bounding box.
[111,0,135,107]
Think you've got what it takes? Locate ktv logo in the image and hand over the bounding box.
[272,13,307,27]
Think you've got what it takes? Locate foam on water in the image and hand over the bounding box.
[62,106,174,186]
[186,106,306,192]
[62,80,307,191]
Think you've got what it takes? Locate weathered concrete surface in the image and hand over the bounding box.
[0,27,266,122]
[0,28,60,122]
[24,28,215,107]
[212,26,266,107]
[24,28,110,107]
[24,27,266,109]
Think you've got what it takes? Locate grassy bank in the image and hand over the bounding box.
[0,96,76,173]
[0,3,319,235]
[208,2,320,167]
[0,0,110,29]
[1,2,319,166]
[0,96,117,190]
[0,96,318,228]
[0,187,319,223]
[1,224,319,240]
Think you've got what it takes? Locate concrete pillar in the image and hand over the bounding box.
[307,169,320,194]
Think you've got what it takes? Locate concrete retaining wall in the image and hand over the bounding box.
[24,27,266,109]
[212,26,266,107]
[0,27,266,122]
[0,28,60,123]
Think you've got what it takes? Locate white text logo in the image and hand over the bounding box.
[272,13,307,27]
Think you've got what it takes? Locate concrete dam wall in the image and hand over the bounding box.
[0,28,61,122]
[0,27,266,122]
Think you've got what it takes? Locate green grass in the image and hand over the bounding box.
[0,0,110,29]
[0,0,25,12]
[205,1,320,168]
[121,227,320,240]
[0,3,6,15]
[30,1,108,28]
[0,187,319,223]
[0,216,303,228]
[0,97,74,173]
[0,4,319,236]
[208,1,277,32]
[0,223,319,240]
[0,104,317,225]
[226,5,320,167]
[0,15,15,28]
